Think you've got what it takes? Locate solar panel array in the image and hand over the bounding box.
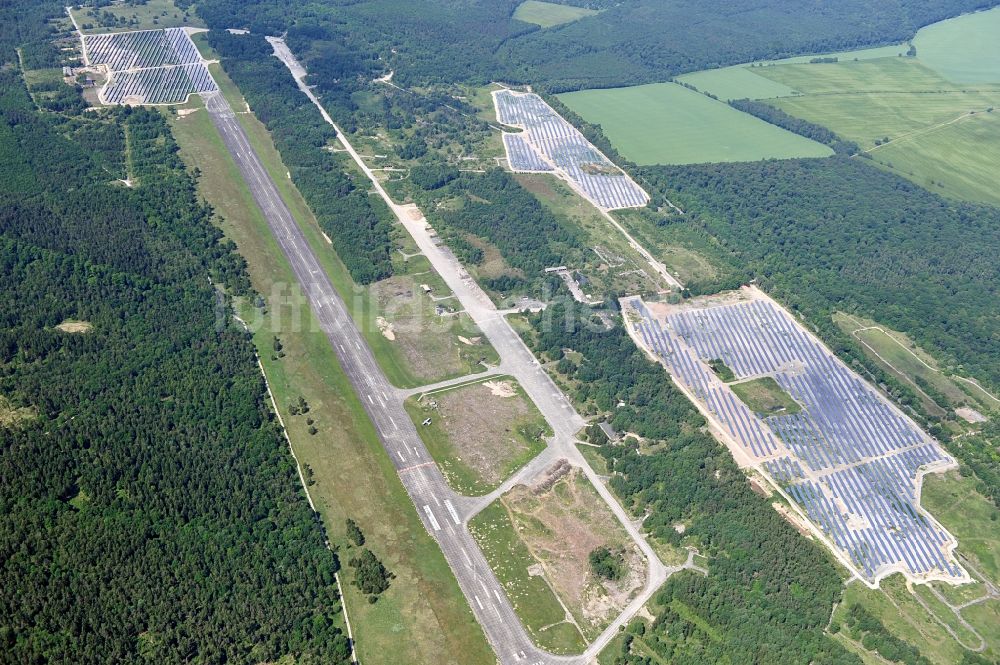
[85,28,201,70]
[502,133,552,172]
[86,29,217,106]
[494,90,649,210]
[102,64,217,104]
[632,297,964,583]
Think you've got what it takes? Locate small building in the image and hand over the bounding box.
[598,421,620,443]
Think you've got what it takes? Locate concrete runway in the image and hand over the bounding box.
[203,80,688,663]
[204,90,574,664]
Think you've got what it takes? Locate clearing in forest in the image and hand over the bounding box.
[558,83,832,165]
[513,1,599,28]
[405,377,549,495]
[469,464,645,653]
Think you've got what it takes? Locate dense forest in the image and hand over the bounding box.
[0,19,351,662]
[522,302,863,664]
[728,98,860,155]
[191,0,999,91]
[639,157,1000,504]
[207,30,394,285]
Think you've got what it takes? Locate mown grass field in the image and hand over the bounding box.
[913,6,1000,84]
[558,82,832,165]
[168,92,495,665]
[513,0,599,28]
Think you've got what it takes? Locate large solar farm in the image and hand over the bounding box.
[625,288,967,587]
[82,28,217,105]
[493,89,649,210]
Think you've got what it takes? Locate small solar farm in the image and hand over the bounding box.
[625,288,967,587]
[83,28,217,105]
[493,89,649,210]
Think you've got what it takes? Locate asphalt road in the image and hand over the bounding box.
[203,91,578,665]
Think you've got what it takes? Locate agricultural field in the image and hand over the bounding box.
[169,89,495,665]
[676,65,800,101]
[494,89,649,208]
[404,377,549,495]
[71,0,204,33]
[912,6,1000,84]
[513,0,599,28]
[558,83,832,165]
[470,464,645,652]
[627,288,964,585]
[727,9,1000,206]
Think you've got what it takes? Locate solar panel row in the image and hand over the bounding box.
[494,90,648,210]
[632,296,964,583]
[85,28,200,70]
[101,63,217,105]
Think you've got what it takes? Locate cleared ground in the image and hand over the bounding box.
[912,6,1000,84]
[405,377,549,495]
[0,395,36,429]
[470,465,645,652]
[753,54,1000,206]
[828,471,1000,664]
[558,82,832,165]
[169,91,495,665]
[513,0,599,28]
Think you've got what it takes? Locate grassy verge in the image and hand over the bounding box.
[469,500,588,654]
[404,377,548,496]
[168,96,495,665]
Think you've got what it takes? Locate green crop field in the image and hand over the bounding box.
[913,6,1000,83]
[752,53,1000,206]
[513,0,598,28]
[676,66,800,101]
[558,83,832,165]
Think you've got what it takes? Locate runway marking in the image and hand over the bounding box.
[423,505,441,531]
[444,499,461,525]
[338,344,345,352]
[399,461,435,473]
[474,595,483,610]
[396,450,406,461]
[494,589,503,603]
[389,415,397,429]
[367,394,373,404]
[461,547,472,565]
[381,390,387,400]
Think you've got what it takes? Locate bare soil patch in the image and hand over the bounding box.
[55,320,92,333]
[502,466,645,637]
